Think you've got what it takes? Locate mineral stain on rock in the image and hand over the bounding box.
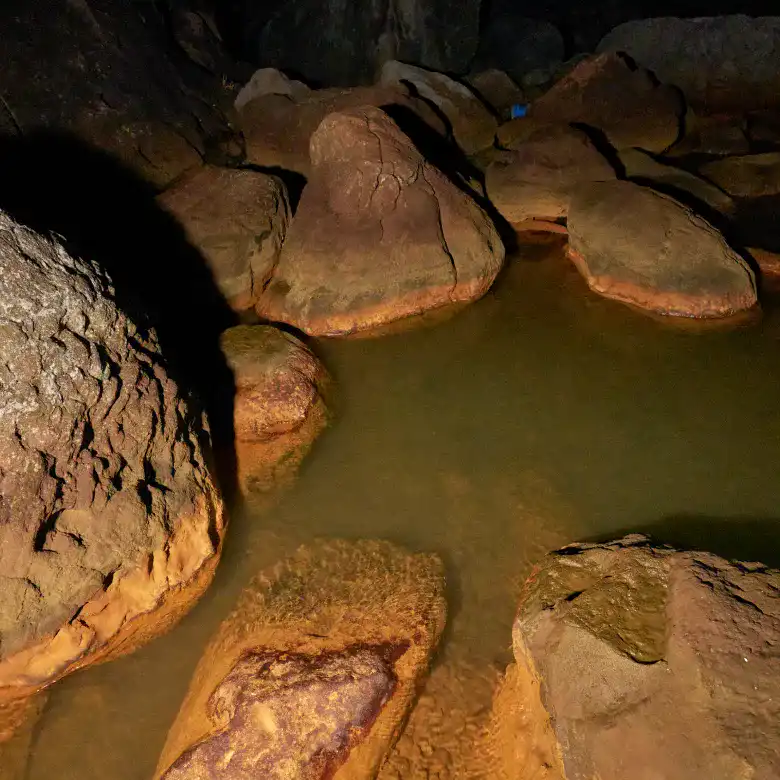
[162,647,398,780]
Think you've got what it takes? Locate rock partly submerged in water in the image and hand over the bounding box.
[0,211,225,730]
[257,106,505,337]
[154,539,447,780]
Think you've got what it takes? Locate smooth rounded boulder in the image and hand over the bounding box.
[0,211,225,730]
[699,152,780,199]
[567,180,757,318]
[154,539,446,780]
[157,166,290,313]
[257,106,505,337]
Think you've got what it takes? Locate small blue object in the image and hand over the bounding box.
[510,104,528,119]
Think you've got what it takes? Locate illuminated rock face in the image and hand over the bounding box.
[0,210,225,727]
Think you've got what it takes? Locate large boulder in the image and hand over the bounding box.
[157,166,290,313]
[504,535,780,780]
[530,53,684,154]
[598,16,780,112]
[154,539,446,779]
[0,0,242,189]
[466,69,526,120]
[379,60,498,154]
[567,181,757,318]
[233,67,311,112]
[220,325,330,497]
[486,124,616,224]
[699,153,780,199]
[257,106,505,336]
[0,211,225,726]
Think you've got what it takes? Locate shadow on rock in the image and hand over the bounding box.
[0,130,240,504]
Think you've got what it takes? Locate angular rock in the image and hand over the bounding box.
[466,69,525,120]
[699,153,780,199]
[598,16,780,112]
[567,181,757,318]
[507,535,780,780]
[257,106,505,336]
[0,0,241,189]
[667,112,750,158]
[154,539,447,779]
[220,325,330,496]
[157,166,290,313]
[379,60,498,154]
[486,124,616,223]
[530,53,684,153]
[0,212,225,717]
[234,67,311,112]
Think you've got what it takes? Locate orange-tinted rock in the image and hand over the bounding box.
[257,106,505,337]
[158,166,290,313]
[220,325,329,496]
[567,181,757,318]
[749,247,780,281]
[505,535,780,780]
[154,539,446,780]
[0,211,225,724]
[530,53,684,153]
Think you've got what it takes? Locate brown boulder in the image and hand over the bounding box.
[154,539,446,780]
[699,152,780,198]
[567,181,757,318]
[486,124,616,223]
[466,69,526,119]
[0,211,225,721]
[530,53,684,153]
[220,325,330,496]
[257,106,505,337]
[157,166,290,313]
[503,535,780,780]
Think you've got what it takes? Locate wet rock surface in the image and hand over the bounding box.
[158,166,290,313]
[220,325,330,496]
[506,535,780,780]
[257,106,504,336]
[0,210,224,711]
[567,180,757,318]
[154,539,446,780]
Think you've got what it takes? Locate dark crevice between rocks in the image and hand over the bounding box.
[238,163,307,213]
[0,130,241,508]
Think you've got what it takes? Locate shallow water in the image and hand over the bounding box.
[18,239,780,778]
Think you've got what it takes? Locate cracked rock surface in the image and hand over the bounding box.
[0,211,225,722]
[257,106,505,337]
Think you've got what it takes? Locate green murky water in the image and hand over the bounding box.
[17,240,780,778]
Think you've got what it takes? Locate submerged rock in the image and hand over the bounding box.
[567,181,757,318]
[220,325,330,496]
[257,106,504,337]
[157,166,290,313]
[154,539,447,780]
[0,211,225,724]
[503,535,780,780]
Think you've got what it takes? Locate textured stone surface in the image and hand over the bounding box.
[257,106,504,337]
[0,211,225,713]
[530,53,684,154]
[487,124,616,223]
[466,70,525,119]
[154,539,447,780]
[699,153,780,199]
[158,166,290,312]
[220,325,330,495]
[567,181,757,318]
[507,535,780,780]
[598,16,780,112]
[234,68,311,112]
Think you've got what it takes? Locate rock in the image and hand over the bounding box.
[598,16,780,112]
[748,247,780,282]
[220,325,330,496]
[234,68,311,112]
[567,180,757,318]
[466,69,525,120]
[237,85,446,176]
[157,166,290,313]
[379,60,498,154]
[618,148,735,215]
[154,539,446,779]
[748,110,780,150]
[257,106,504,337]
[530,53,684,153]
[667,112,750,158]
[0,694,47,775]
[0,211,225,717]
[699,153,780,198]
[486,124,616,224]
[0,0,241,189]
[506,535,780,780]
